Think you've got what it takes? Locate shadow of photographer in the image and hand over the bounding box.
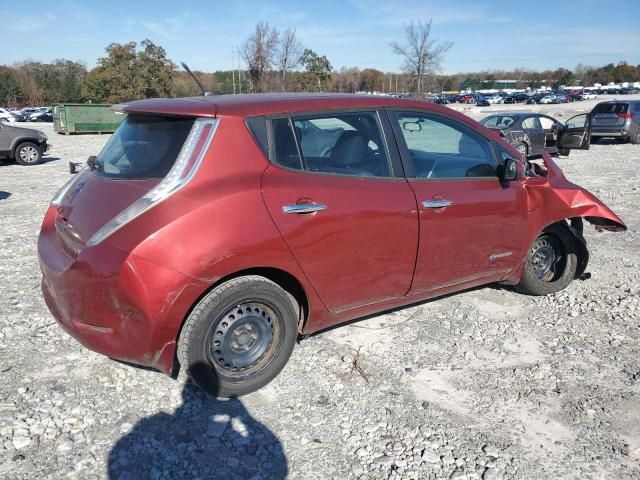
[108,364,288,480]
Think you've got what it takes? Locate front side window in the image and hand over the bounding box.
[565,114,587,129]
[395,113,496,179]
[272,112,390,177]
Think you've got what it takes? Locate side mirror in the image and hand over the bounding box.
[502,158,519,181]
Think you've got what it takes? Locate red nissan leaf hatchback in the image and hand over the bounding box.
[38,94,626,397]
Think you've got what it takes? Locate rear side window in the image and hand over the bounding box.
[522,117,542,129]
[481,116,515,130]
[395,113,496,179]
[96,115,194,179]
[593,103,628,114]
[272,112,391,177]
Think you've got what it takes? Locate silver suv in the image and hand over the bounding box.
[0,122,49,165]
[590,100,640,144]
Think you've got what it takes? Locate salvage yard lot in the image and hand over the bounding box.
[0,100,639,479]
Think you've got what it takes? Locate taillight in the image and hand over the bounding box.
[617,113,633,119]
[86,117,219,247]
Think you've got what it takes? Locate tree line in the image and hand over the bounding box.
[1,20,639,107]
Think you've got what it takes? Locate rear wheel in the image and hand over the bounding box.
[178,276,298,398]
[14,142,42,166]
[631,130,640,145]
[516,224,578,296]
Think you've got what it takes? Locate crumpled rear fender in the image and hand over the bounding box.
[524,154,627,234]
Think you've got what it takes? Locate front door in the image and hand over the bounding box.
[0,124,11,156]
[559,113,591,150]
[262,110,419,312]
[389,110,529,294]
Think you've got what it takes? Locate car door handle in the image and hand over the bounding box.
[422,199,453,208]
[282,203,327,214]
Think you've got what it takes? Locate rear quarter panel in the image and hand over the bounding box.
[105,115,329,334]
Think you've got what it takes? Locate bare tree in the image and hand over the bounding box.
[240,21,279,93]
[390,19,452,96]
[276,28,303,91]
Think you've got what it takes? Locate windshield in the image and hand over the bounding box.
[95,115,194,179]
[481,116,515,130]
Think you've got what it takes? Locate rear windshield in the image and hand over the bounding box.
[95,115,194,179]
[593,103,629,114]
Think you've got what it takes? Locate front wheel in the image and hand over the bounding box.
[15,142,42,166]
[516,224,578,296]
[516,142,528,160]
[178,276,299,398]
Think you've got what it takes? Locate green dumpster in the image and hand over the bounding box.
[53,103,124,134]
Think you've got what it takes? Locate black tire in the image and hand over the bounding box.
[631,130,640,145]
[516,142,528,159]
[178,275,298,398]
[14,142,42,166]
[516,223,578,296]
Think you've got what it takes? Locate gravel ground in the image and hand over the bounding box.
[0,99,639,480]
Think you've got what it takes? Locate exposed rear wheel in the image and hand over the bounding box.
[178,275,298,397]
[516,224,578,296]
[631,130,640,145]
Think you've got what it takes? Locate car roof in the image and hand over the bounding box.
[118,93,466,119]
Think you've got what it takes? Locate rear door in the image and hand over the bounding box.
[262,110,418,312]
[388,110,529,294]
[521,116,546,155]
[559,113,591,150]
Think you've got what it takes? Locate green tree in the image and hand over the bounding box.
[83,39,174,103]
[301,49,332,91]
[0,67,23,105]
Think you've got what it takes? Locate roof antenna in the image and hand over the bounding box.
[181,62,215,96]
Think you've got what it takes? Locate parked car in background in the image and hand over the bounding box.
[580,91,597,100]
[0,122,49,165]
[29,108,53,122]
[526,93,547,104]
[38,93,626,398]
[487,94,504,104]
[458,94,475,104]
[480,112,591,158]
[0,108,18,123]
[504,93,528,104]
[590,100,640,144]
[476,96,490,107]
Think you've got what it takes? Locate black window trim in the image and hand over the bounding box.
[266,108,404,180]
[385,108,500,181]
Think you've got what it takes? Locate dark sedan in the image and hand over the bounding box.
[480,112,591,158]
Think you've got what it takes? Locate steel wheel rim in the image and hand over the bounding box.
[517,144,527,158]
[531,235,564,282]
[207,302,280,378]
[19,146,38,163]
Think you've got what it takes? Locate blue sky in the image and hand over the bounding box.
[1,0,639,74]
